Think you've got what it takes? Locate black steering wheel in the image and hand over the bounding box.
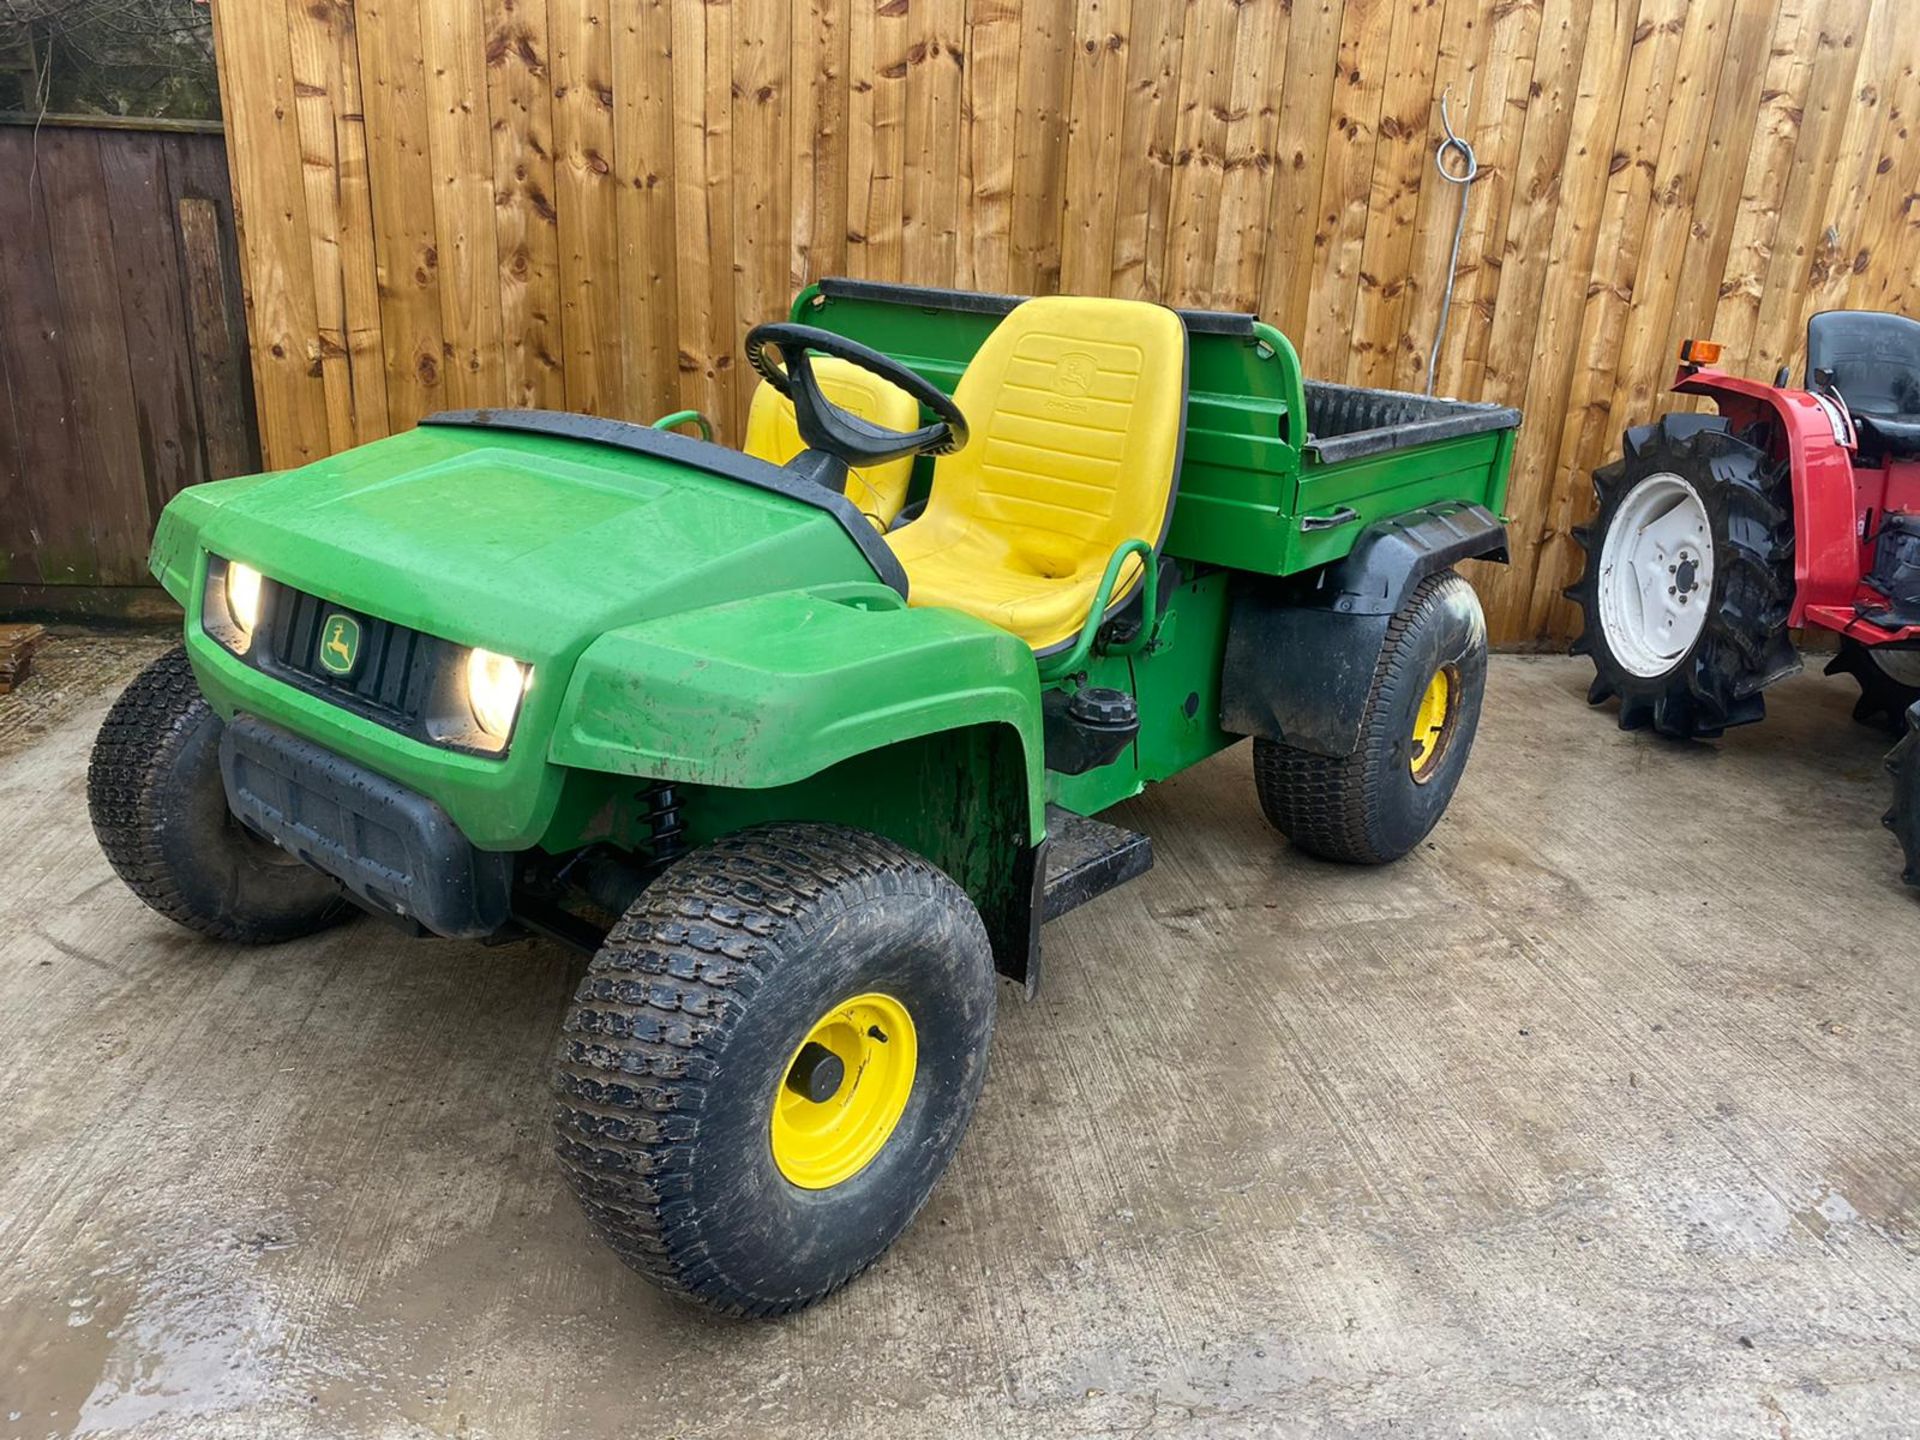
[745,323,968,472]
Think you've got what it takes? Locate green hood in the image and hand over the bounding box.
[156,421,887,668]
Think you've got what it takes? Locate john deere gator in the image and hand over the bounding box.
[88,280,1518,1315]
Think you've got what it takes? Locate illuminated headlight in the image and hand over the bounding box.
[204,555,266,654]
[465,648,528,739]
[226,562,263,635]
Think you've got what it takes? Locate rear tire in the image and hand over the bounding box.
[1253,569,1488,864]
[552,823,996,1316]
[1826,638,1920,732]
[87,647,353,944]
[1885,704,1920,889]
[1567,413,1797,738]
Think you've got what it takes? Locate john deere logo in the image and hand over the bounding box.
[319,613,361,676]
[1055,352,1096,397]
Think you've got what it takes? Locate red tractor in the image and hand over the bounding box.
[1568,310,1920,887]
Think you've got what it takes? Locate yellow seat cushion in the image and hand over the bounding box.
[884,296,1187,654]
[743,357,922,529]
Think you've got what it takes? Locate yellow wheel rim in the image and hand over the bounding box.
[770,992,918,1189]
[1410,665,1457,783]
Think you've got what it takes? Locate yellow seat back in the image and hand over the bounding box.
[885,296,1187,653]
[743,356,922,529]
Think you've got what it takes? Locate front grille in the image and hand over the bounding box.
[214,579,507,756]
[261,584,440,725]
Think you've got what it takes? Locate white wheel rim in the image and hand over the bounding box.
[1597,473,1714,679]
[1869,647,1920,688]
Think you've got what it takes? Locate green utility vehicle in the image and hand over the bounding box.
[89,280,1517,1315]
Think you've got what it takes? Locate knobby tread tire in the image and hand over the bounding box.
[87,646,352,944]
[1567,413,1797,739]
[1885,710,1920,888]
[1252,569,1486,865]
[552,822,994,1318]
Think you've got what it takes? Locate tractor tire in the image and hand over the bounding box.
[1885,703,1920,889]
[1825,638,1920,732]
[87,648,355,943]
[1252,569,1488,865]
[1566,412,1798,739]
[552,823,997,1317]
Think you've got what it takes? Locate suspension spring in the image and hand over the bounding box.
[642,783,687,863]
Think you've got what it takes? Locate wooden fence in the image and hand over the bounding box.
[208,0,1920,646]
[0,122,258,613]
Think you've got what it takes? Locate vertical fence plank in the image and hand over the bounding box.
[902,0,966,283]
[1418,0,1545,401]
[286,0,366,450]
[176,191,262,485]
[1107,0,1186,301]
[736,0,793,423]
[1257,0,1346,337]
[209,0,333,465]
[848,0,909,284]
[1710,0,1817,362]
[1303,0,1392,368]
[1163,0,1239,307]
[486,0,566,412]
[612,0,680,419]
[1655,0,1778,387]
[1348,0,1451,388]
[1844,20,1919,315]
[549,0,622,415]
[1746,0,1874,375]
[100,135,205,521]
[1009,0,1074,293]
[420,0,506,410]
[958,0,1020,292]
[357,0,451,428]
[40,130,151,585]
[170,137,264,482]
[1213,0,1290,315]
[670,1,739,435]
[1059,0,1133,296]
[1600,0,1741,443]
[791,0,851,289]
[0,132,78,586]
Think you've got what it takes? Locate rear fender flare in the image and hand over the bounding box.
[1219,503,1506,757]
[1673,370,1858,624]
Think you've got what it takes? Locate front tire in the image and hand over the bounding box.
[1253,569,1488,864]
[1567,413,1798,738]
[553,823,997,1316]
[87,647,353,943]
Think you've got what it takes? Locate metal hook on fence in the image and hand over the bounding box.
[1424,84,1479,397]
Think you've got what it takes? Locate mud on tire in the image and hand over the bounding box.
[552,822,997,1317]
[1567,413,1798,739]
[1252,569,1488,865]
[87,647,354,943]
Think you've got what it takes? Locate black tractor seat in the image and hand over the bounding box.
[1806,310,1920,461]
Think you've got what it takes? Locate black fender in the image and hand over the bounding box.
[1219,502,1506,757]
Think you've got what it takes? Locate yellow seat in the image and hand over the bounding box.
[884,296,1187,654]
[744,356,922,529]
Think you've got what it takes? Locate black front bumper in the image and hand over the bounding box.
[219,714,513,939]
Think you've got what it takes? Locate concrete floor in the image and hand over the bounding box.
[1,638,1916,1440]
